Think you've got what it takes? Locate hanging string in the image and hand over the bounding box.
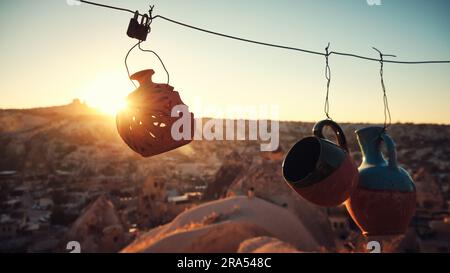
[138,43,170,85]
[125,41,141,88]
[124,40,171,86]
[124,41,170,87]
[78,1,450,65]
[373,47,395,131]
[324,43,332,120]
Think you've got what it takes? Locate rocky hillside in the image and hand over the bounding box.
[1,100,449,177]
[1,101,449,253]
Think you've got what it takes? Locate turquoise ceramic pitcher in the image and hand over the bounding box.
[345,126,416,236]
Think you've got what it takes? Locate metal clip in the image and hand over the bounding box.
[127,10,150,41]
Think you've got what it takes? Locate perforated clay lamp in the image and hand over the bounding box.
[116,69,194,157]
[345,126,416,236]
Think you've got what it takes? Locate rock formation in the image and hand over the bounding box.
[227,158,336,249]
[122,196,319,253]
[238,236,302,253]
[63,195,129,252]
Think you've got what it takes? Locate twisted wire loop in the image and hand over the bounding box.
[373,47,395,131]
[324,43,332,120]
[147,5,155,33]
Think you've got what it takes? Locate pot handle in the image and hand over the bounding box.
[380,132,399,170]
[313,119,348,151]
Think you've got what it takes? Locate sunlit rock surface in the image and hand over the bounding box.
[122,196,319,253]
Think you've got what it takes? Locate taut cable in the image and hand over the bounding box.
[78,1,450,65]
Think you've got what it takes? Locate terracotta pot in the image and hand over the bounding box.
[116,69,194,157]
[282,120,358,207]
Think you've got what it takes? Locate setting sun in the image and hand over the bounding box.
[80,71,132,116]
[85,96,128,116]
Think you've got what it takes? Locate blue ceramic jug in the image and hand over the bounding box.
[345,126,416,236]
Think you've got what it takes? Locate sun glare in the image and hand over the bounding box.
[80,72,131,116]
[91,99,128,116]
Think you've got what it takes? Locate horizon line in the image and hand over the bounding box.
[1,100,449,126]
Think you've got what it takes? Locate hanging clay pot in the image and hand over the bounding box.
[116,69,194,157]
[345,126,416,236]
[282,120,359,207]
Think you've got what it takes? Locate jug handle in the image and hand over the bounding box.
[313,119,348,152]
[380,132,399,170]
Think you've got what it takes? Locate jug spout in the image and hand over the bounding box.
[355,126,386,166]
[130,69,155,86]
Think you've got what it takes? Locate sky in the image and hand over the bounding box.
[0,0,449,123]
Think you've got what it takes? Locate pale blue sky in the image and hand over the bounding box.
[0,0,449,123]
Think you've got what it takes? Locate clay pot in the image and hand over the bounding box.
[282,120,358,207]
[116,69,194,157]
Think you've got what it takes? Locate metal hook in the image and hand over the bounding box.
[372,47,397,59]
[148,5,155,22]
[372,47,395,131]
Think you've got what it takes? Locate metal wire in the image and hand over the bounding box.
[79,0,135,14]
[138,43,170,85]
[153,15,450,65]
[124,40,171,87]
[373,47,394,130]
[152,15,325,57]
[125,41,141,88]
[324,43,332,120]
[79,0,450,65]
